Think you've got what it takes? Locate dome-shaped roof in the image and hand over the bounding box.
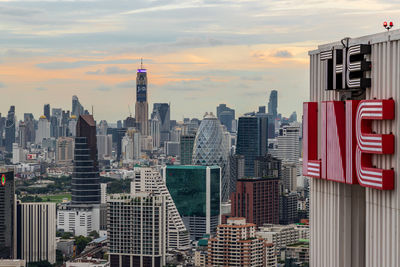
[39,115,47,119]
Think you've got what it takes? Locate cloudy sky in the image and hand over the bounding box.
[0,0,398,122]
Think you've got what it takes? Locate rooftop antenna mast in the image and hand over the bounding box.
[141,58,143,69]
[91,105,94,116]
[128,105,132,117]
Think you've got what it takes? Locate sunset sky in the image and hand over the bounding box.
[0,0,398,122]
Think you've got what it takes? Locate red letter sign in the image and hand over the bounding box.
[355,99,395,190]
[303,102,321,178]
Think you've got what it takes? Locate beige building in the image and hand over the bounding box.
[207,218,265,267]
[56,137,74,164]
[0,260,26,267]
[16,202,56,264]
[256,224,299,252]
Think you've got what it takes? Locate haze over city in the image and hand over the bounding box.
[1,0,398,121]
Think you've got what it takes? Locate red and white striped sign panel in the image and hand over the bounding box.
[303,99,395,190]
[355,99,394,190]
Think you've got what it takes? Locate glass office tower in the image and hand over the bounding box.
[163,165,220,240]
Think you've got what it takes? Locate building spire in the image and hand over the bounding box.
[141,58,143,69]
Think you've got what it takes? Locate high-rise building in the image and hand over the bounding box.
[131,168,190,250]
[254,155,282,180]
[216,104,235,132]
[15,202,56,264]
[18,122,26,148]
[231,177,279,226]
[135,63,149,136]
[36,115,51,144]
[56,137,74,164]
[5,106,15,153]
[152,103,170,145]
[192,113,229,202]
[150,117,160,149]
[50,116,59,138]
[72,95,84,117]
[228,154,245,194]
[23,113,35,145]
[121,129,141,161]
[0,171,15,259]
[163,165,221,240]
[281,162,297,192]
[72,115,100,205]
[279,192,298,225]
[43,104,50,121]
[268,90,278,119]
[236,116,268,177]
[107,192,166,267]
[207,218,265,267]
[180,135,195,165]
[97,134,112,160]
[277,124,301,167]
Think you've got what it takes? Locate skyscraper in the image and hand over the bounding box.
[268,90,278,119]
[107,192,166,267]
[236,116,268,177]
[131,168,190,250]
[43,104,50,121]
[164,165,221,240]
[71,115,100,204]
[135,62,149,136]
[231,177,279,226]
[216,104,235,132]
[5,106,15,153]
[36,115,50,144]
[152,103,170,145]
[180,134,195,165]
[72,95,84,117]
[0,171,15,259]
[277,124,301,174]
[192,113,229,202]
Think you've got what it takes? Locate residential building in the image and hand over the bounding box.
[56,137,74,164]
[15,202,56,264]
[231,177,279,226]
[280,192,298,225]
[130,168,190,250]
[207,218,265,267]
[107,192,166,267]
[257,224,300,252]
[57,205,100,237]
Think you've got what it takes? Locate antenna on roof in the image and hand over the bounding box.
[92,105,94,116]
[141,58,143,69]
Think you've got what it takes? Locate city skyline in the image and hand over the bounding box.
[1,0,398,121]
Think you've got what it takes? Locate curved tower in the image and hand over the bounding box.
[192,113,229,201]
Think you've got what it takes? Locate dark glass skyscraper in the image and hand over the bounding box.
[268,90,278,118]
[5,106,15,153]
[216,104,235,132]
[71,115,100,204]
[236,116,268,177]
[152,103,170,144]
[180,134,195,165]
[164,165,220,240]
[43,104,50,120]
[0,171,15,259]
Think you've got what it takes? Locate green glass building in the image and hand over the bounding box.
[163,165,221,240]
